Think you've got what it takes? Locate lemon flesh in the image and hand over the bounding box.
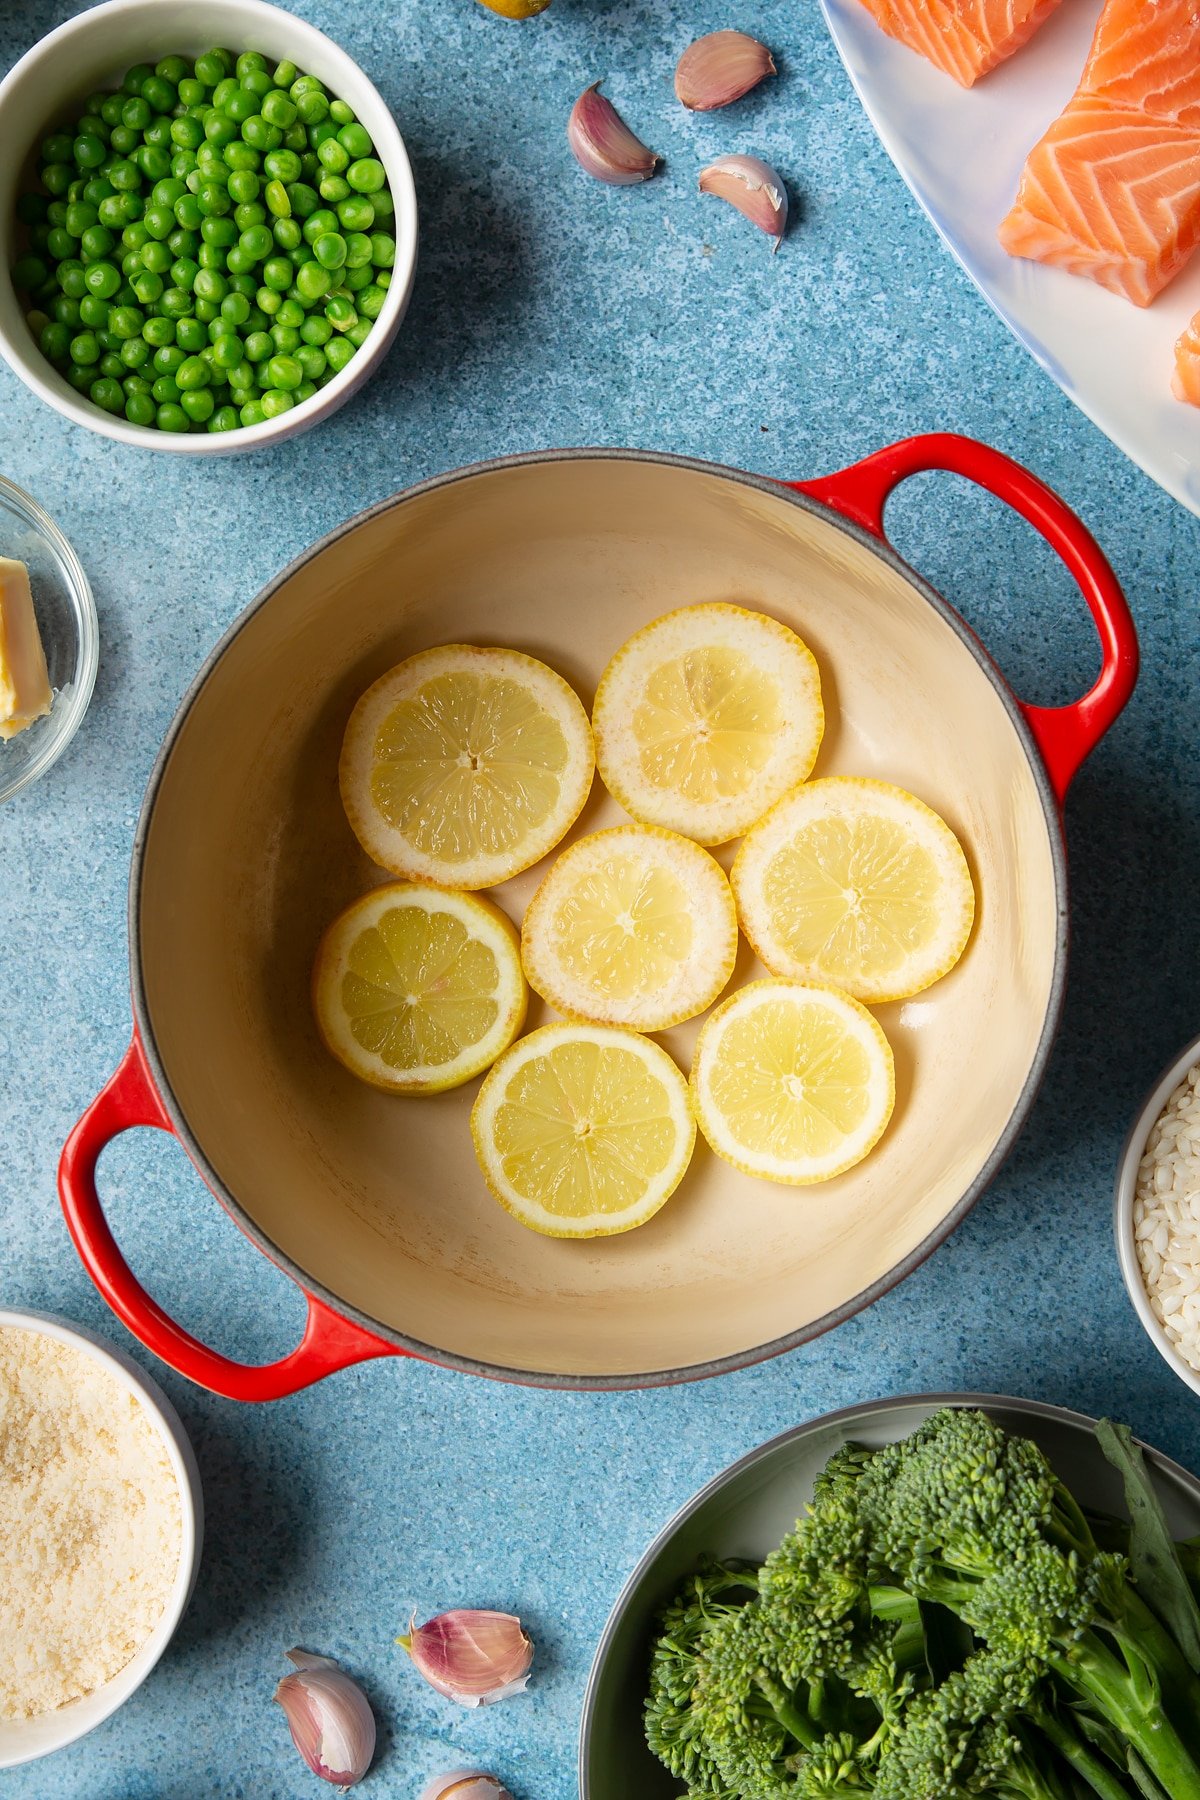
[313,884,526,1093]
[692,978,895,1184]
[593,603,824,845]
[471,1023,695,1237]
[733,777,975,1004]
[340,646,594,889]
[476,0,550,15]
[520,825,737,1030]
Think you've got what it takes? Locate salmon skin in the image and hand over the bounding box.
[1083,0,1200,128]
[999,0,1200,305]
[1174,312,1200,403]
[854,0,1065,87]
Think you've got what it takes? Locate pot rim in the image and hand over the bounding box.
[575,1389,1200,1794]
[126,446,1069,1389]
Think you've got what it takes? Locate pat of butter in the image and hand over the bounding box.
[0,557,52,741]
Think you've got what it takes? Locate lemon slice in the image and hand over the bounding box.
[313,883,527,1093]
[340,645,595,889]
[520,825,737,1031]
[733,777,975,1004]
[691,978,895,1185]
[592,603,824,845]
[470,1023,695,1237]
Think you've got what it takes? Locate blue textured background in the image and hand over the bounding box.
[2,2,1199,1796]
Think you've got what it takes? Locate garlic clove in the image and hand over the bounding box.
[675,31,776,111]
[398,1610,534,1707]
[419,1776,513,1800]
[568,83,660,186]
[274,1648,377,1788]
[698,155,788,250]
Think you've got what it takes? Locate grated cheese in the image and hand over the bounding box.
[0,1325,182,1720]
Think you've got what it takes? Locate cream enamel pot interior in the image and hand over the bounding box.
[58,437,1138,1398]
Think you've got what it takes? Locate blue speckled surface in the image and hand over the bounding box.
[2,3,1200,1796]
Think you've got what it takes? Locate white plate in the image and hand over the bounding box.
[820,0,1200,515]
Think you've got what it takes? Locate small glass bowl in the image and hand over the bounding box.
[0,475,97,804]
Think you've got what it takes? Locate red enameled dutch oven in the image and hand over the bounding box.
[58,437,1138,1400]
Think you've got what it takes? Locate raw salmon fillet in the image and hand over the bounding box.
[854,0,1065,87]
[998,96,1200,305]
[1173,311,1200,402]
[1082,0,1200,128]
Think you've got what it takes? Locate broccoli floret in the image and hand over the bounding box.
[854,1411,1200,1800]
[645,1564,759,1796]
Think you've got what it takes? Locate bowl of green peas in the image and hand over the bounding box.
[0,0,417,451]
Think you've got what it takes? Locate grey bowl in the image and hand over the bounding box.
[578,1392,1200,1800]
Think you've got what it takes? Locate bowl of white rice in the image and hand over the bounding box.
[0,1308,202,1767]
[1116,1033,1200,1401]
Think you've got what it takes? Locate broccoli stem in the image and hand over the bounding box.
[1036,1707,1139,1800]
[753,1665,820,1751]
[1048,1634,1200,1800]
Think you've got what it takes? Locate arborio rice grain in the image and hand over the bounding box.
[1134,1062,1200,1374]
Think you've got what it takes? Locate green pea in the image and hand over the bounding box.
[156,401,190,431]
[325,294,357,333]
[77,294,108,328]
[89,374,125,413]
[294,89,329,127]
[357,283,386,320]
[234,201,267,232]
[259,386,293,417]
[152,343,186,374]
[295,342,326,380]
[57,259,86,297]
[167,227,198,257]
[341,231,372,270]
[239,223,273,260]
[170,115,204,150]
[341,263,372,292]
[202,215,238,247]
[329,98,354,125]
[228,169,260,205]
[242,68,273,100]
[212,332,244,368]
[64,200,98,236]
[225,245,256,276]
[209,404,240,431]
[120,334,150,367]
[136,143,172,182]
[69,330,100,364]
[74,134,108,170]
[263,148,302,183]
[288,181,320,219]
[370,187,394,222]
[175,316,207,351]
[263,351,301,389]
[194,51,227,87]
[239,398,265,426]
[80,224,116,261]
[264,179,291,217]
[346,157,386,195]
[141,78,177,117]
[83,174,115,202]
[141,240,172,274]
[261,90,296,128]
[317,136,349,175]
[98,195,128,229]
[223,87,259,125]
[111,124,140,155]
[193,267,227,304]
[256,285,281,315]
[64,361,93,391]
[194,297,218,322]
[12,254,48,290]
[273,297,302,327]
[301,207,337,244]
[121,95,151,132]
[142,315,175,346]
[269,323,300,353]
[244,330,272,362]
[143,203,174,240]
[242,115,282,152]
[262,255,291,290]
[274,59,299,88]
[160,286,192,318]
[229,271,258,296]
[220,290,251,326]
[318,173,351,205]
[40,320,71,361]
[324,333,355,374]
[178,78,207,108]
[178,387,213,422]
[272,217,302,251]
[337,122,373,160]
[311,231,346,270]
[46,227,74,260]
[125,390,156,425]
[174,354,209,389]
[83,261,121,299]
[108,304,143,338]
[195,181,230,219]
[174,193,203,230]
[338,196,375,235]
[345,318,372,348]
[43,131,73,163]
[41,162,71,196]
[170,258,199,290]
[300,313,331,345]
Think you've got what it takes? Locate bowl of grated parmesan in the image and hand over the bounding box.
[0,1308,202,1767]
[1116,1032,1200,1404]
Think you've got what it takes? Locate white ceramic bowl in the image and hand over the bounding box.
[0,0,417,456]
[0,1308,203,1768]
[1115,1030,1200,1402]
[0,475,98,804]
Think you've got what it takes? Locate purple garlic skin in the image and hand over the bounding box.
[399,1609,534,1707]
[568,83,660,185]
[699,155,789,250]
[419,1777,514,1800]
[274,1650,377,1789]
[675,31,776,111]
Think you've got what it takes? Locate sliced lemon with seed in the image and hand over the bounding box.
[733,777,975,1004]
[691,978,895,1185]
[592,603,824,845]
[340,645,595,890]
[470,1022,695,1237]
[313,884,527,1093]
[520,824,738,1031]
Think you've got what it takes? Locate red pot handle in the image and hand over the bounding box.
[58,1035,400,1401]
[789,432,1138,804]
